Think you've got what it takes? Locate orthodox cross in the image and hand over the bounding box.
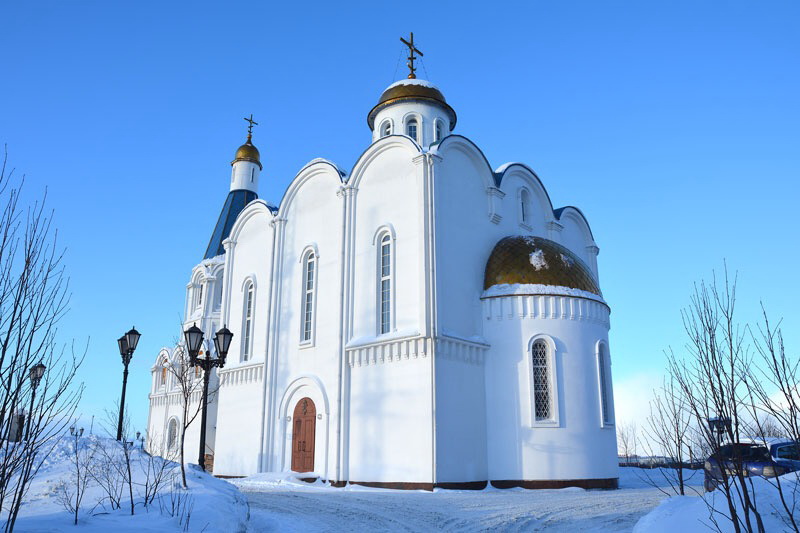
[243,114,258,136]
[400,32,423,79]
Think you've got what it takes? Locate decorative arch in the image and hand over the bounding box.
[554,206,597,243]
[277,375,331,478]
[276,160,346,220]
[348,135,422,190]
[371,223,397,245]
[228,200,274,245]
[527,334,561,428]
[431,135,496,190]
[499,165,556,225]
[379,118,393,137]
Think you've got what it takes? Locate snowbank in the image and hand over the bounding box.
[14,435,247,532]
[634,472,800,532]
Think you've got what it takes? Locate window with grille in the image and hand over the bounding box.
[302,253,315,342]
[406,119,418,141]
[599,344,611,424]
[242,283,254,360]
[380,121,392,137]
[379,234,392,334]
[532,340,552,421]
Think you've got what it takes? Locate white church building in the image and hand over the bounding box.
[147,44,619,490]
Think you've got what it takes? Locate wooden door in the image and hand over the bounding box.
[291,397,316,473]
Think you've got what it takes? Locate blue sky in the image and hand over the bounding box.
[1,1,798,433]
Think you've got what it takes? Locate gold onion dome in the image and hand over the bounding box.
[484,236,602,296]
[367,79,457,129]
[232,134,262,169]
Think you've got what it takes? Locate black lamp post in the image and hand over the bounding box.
[116,327,141,441]
[25,362,46,441]
[183,323,233,472]
[708,416,732,448]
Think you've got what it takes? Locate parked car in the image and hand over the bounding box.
[704,440,800,492]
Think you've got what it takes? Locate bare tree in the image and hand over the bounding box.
[138,433,175,507]
[668,269,765,533]
[56,425,94,525]
[617,422,637,465]
[165,345,217,488]
[0,147,84,532]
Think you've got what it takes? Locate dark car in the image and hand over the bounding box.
[704,441,800,492]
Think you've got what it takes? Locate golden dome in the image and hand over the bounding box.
[231,134,262,169]
[367,79,457,129]
[484,236,601,296]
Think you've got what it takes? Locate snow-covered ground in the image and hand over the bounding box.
[13,435,247,532]
[232,468,705,532]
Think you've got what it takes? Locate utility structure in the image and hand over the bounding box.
[183,323,233,472]
[116,327,141,441]
[25,362,46,441]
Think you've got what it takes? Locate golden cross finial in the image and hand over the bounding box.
[400,32,423,79]
[243,114,258,137]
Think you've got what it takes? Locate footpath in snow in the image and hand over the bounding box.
[233,468,705,532]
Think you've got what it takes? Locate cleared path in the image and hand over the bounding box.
[233,469,704,532]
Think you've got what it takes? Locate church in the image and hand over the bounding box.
[146,36,619,490]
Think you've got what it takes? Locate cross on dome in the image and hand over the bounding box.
[400,32,423,79]
[243,113,258,138]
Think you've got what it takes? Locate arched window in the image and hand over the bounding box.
[379,233,392,334]
[242,282,254,361]
[301,252,316,343]
[196,283,203,309]
[380,121,392,137]
[160,366,167,386]
[598,344,612,425]
[531,340,552,422]
[406,118,418,141]
[434,120,444,143]
[167,418,178,451]
[520,188,530,224]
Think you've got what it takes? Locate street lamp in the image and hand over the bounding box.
[183,323,232,472]
[116,327,141,441]
[25,362,46,441]
[708,416,732,447]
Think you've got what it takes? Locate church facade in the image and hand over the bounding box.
[146,54,619,489]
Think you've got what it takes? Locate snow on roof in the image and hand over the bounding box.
[494,162,518,174]
[385,78,438,90]
[299,158,347,177]
[482,283,607,305]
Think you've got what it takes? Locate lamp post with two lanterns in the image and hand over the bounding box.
[183,323,233,472]
[116,327,141,441]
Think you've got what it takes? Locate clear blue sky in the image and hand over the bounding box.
[1,1,798,433]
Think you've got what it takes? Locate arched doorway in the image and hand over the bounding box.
[291,397,316,472]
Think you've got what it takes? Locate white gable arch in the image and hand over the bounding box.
[348,135,422,190]
[228,200,273,245]
[496,164,555,224]
[276,160,345,220]
[432,135,496,190]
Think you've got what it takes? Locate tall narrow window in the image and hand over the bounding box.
[197,283,203,308]
[242,282,254,361]
[161,366,167,386]
[379,234,392,334]
[167,418,178,450]
[380,121,392,137]
[599,344,612,425]
[434,121,443,143]
[520,189,530,224]
[532,340,552,421]
[302,253,315,342]
[406,118,418,141]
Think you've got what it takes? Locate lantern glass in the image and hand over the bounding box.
[30,363,46,381]
[125,327,141,353]
[117,336,129,357]
[214,325,234,362]
[184,323,204,357]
